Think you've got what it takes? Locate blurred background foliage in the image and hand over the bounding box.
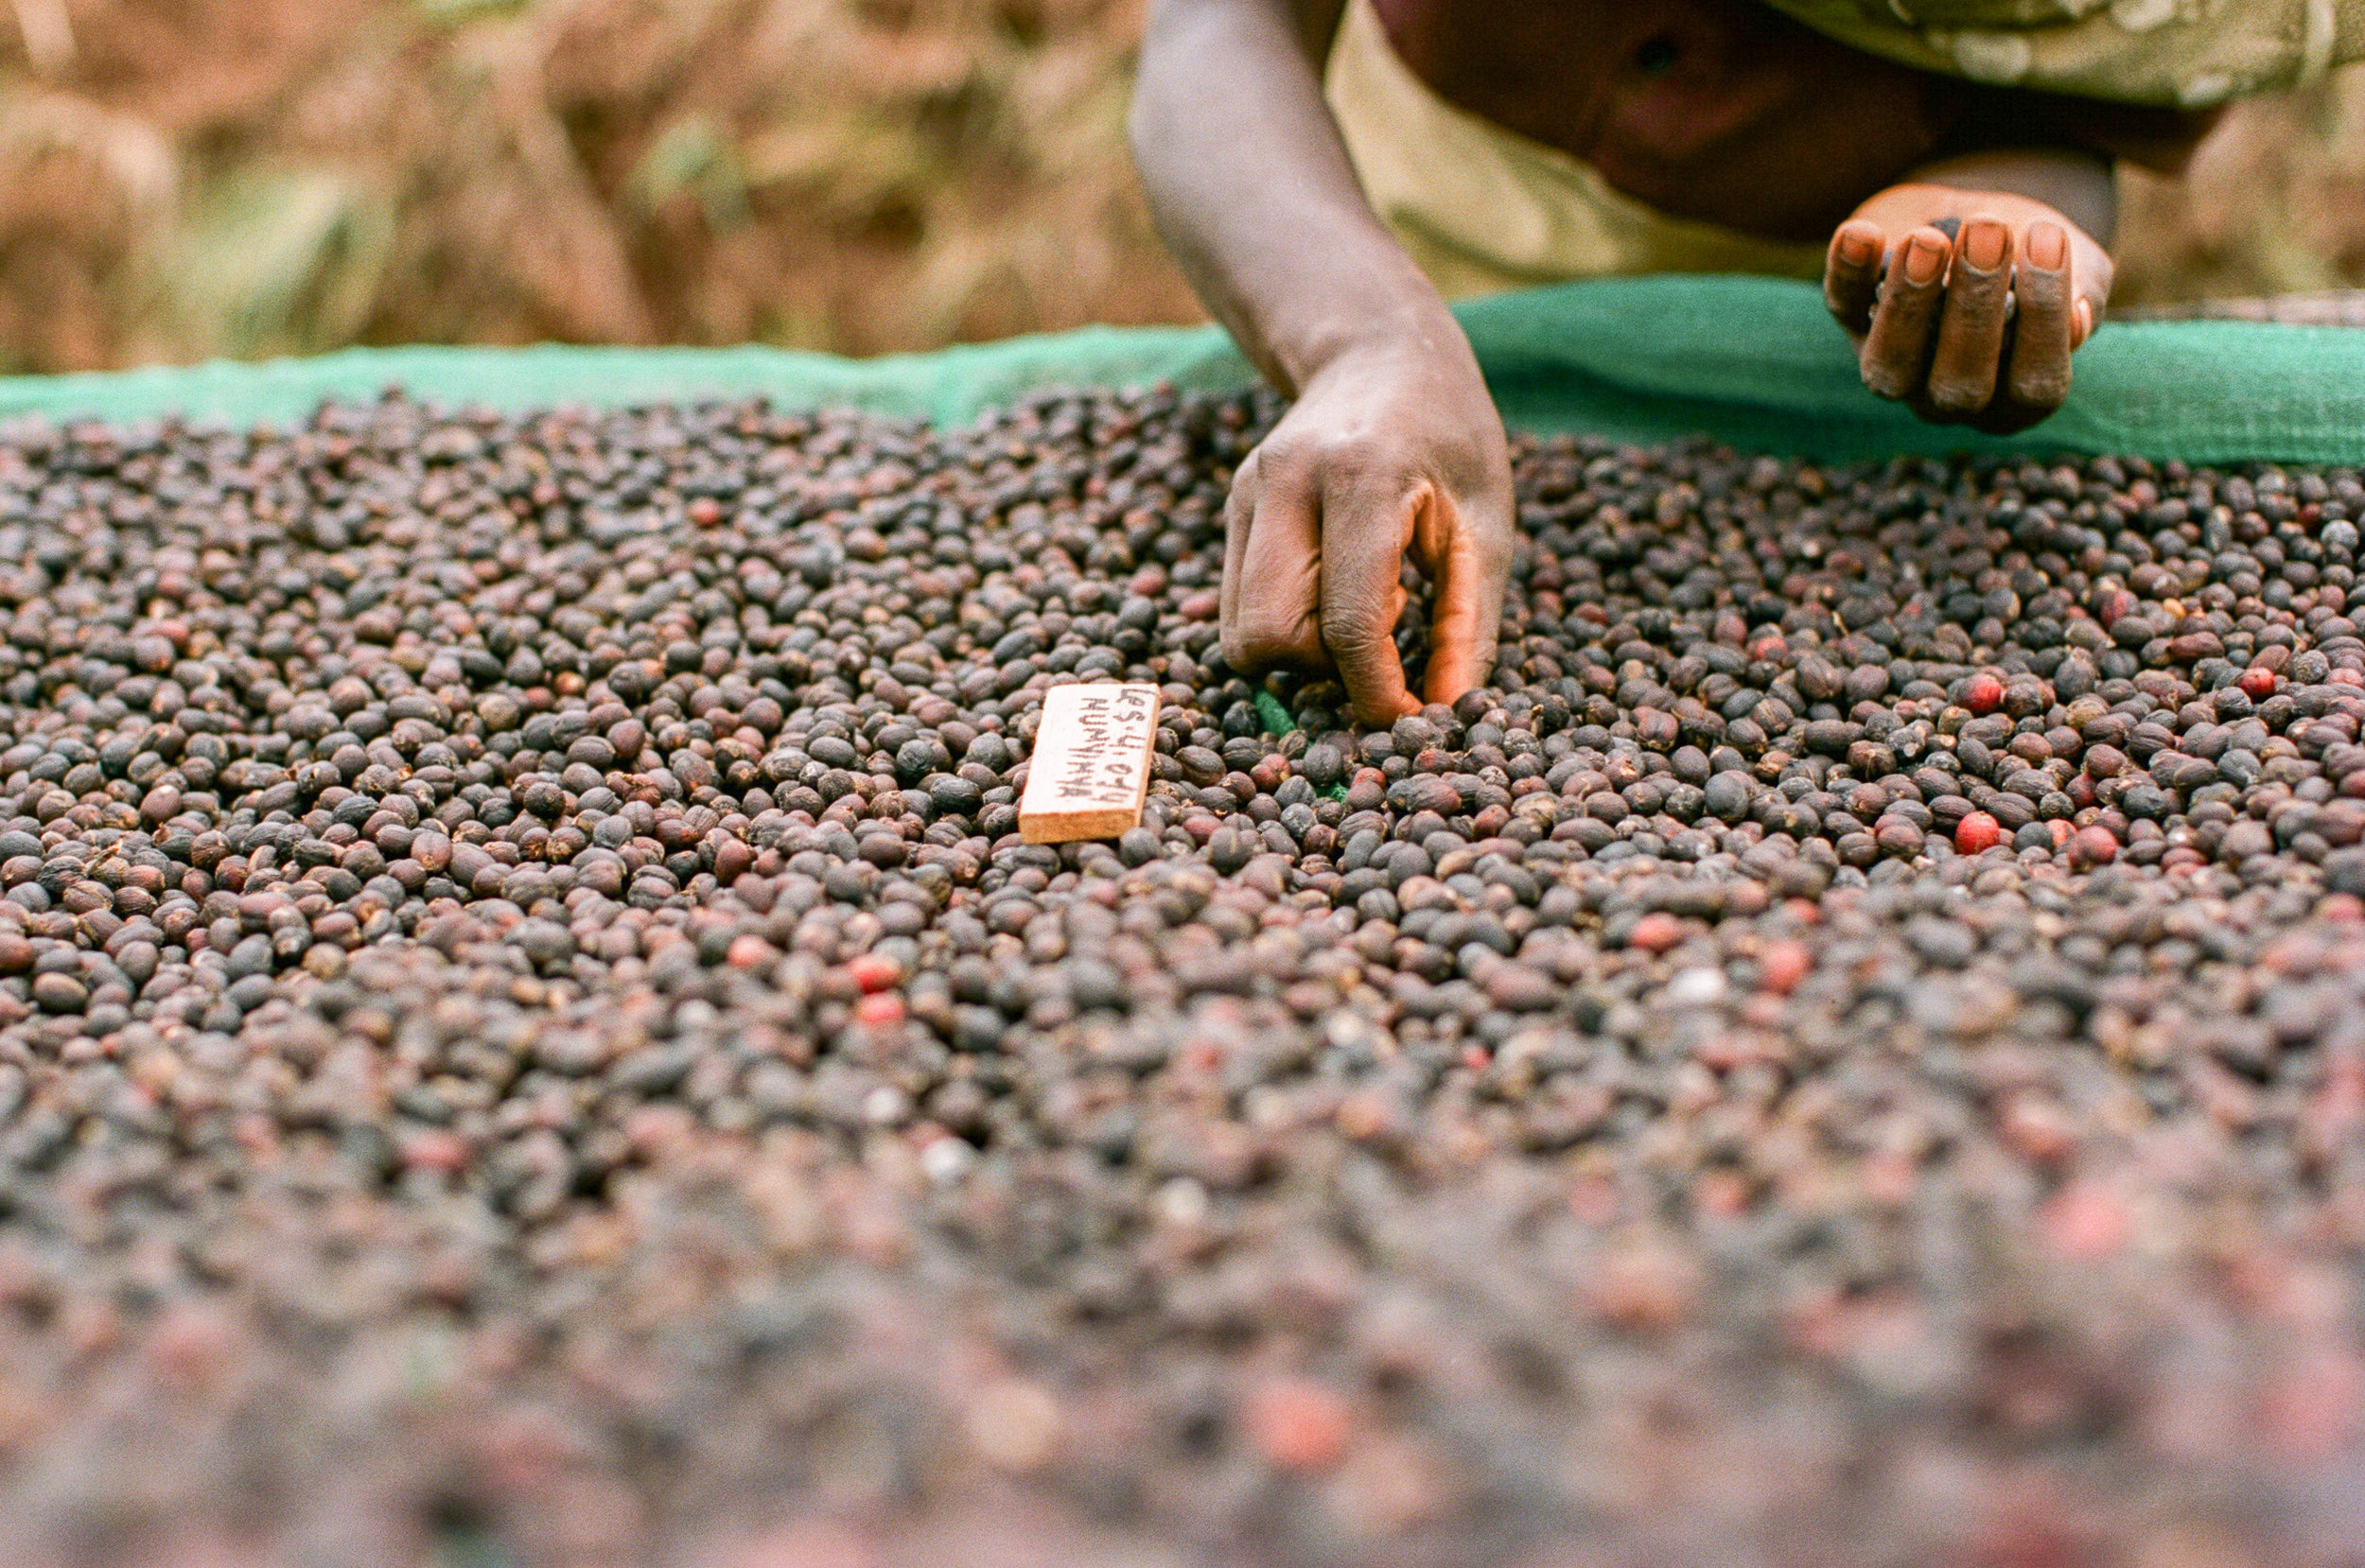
[0,0,2356,373]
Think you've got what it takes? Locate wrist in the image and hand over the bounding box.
[1860,166,2115,253]
[1295,312,1486,413]
[1272,267,1468,394]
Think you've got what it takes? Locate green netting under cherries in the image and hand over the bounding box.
[0,275,2357,463]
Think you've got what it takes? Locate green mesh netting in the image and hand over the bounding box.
[0,275,2357,463]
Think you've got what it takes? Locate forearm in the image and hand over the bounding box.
[1130,0,1455,397]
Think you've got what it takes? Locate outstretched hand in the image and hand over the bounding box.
[1825,186,2112,434]
[1219,339,1514,726]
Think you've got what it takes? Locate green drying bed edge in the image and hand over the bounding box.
[0,276,2358,465]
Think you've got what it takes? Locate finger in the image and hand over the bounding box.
[1825,221,1885,339]
[1860,227,1951,402]
[1218,447,1259,636]
[1221,457,1327,672]
[1924,217,2014,417]
[1410,481,1508,708]
[2004,219,2074,411]
[1317,471,1421,726]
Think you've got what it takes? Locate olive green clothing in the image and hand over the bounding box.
[1762,0,2364,109]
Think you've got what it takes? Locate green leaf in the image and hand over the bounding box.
[1253,689,1294,736]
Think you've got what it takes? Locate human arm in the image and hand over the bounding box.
[1129,0,1514,723]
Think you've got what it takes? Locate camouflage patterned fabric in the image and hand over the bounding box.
[1761,0,2364,107]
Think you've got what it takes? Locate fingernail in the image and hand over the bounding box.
[2073,298,2094,346]
[1836,227,1878,267]
[1903,235,1947,285]
[2025,221,2067,270]
[1962,219,2008,271]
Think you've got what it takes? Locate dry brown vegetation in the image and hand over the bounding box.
[2118,72,2365,312]
[0,0,2355,374]
[0,0,1202,371]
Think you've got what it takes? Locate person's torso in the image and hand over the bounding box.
[1366,0,1966,245]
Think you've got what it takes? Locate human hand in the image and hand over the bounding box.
[1825,186,2112,434]
[1219,335,1514,726]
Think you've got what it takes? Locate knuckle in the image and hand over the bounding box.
[1225,460,1263,514]
[2016,269,2069,305]
[1949,288,2006,323]
[1319,615,1390,661]
[2011,370,2072,409]
[1924,375,1995,414]
[1942,297,2006,337]
[1268,427,1361,470]
[1861,362,1915,401]
[1230,616,1313,668]
[1252,433,1312,479]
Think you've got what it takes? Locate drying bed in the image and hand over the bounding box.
[0,386,2356,1564]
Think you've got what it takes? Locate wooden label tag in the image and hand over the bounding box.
[1020,683,1161,845]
